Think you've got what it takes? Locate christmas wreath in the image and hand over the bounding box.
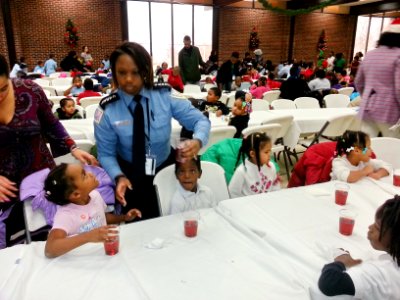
[64,19,79,48]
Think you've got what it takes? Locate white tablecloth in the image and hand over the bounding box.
[1,177,398,300]
[60,108,359,150]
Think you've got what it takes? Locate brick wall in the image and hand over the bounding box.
[293,12,357,64]
[218,7,291,64]
[4,0,122,71]
[1,2,357,70]
[217,8,357,66]
[0,11,8,61]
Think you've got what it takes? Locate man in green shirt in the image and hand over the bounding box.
[178,35,206,84]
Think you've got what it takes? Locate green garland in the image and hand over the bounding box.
[257,0,337,16]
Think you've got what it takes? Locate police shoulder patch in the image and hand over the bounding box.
[99,93,120,109]
[153,82,171,91]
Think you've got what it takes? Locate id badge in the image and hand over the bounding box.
[145,154,156,176]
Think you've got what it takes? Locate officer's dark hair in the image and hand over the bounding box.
[375,196,400,266]
[60,97,74,108]
[378,32,400,48]
[0,54,10,78]
[83,78,94,90]
[110,42,154,90]
[183,35,191,42]
[44,163,76,206]
[236,132,271,171]
[336,130,369,157]
[209,87,221,98]
[175,156,202,176]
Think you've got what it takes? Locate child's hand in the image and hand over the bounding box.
[368,172,381,180]
[124,209,142,222]
[363,164,374,176]
[216,110,223,117]
[334,253,362,268]
[87,225,115,243]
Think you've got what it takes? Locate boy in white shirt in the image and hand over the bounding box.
[169,157,216,214]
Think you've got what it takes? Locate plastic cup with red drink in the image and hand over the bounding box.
[183,211,200,238]
[339,209,356,236]
[104,225,119,255]
[393,169,400,187]
[335,183,350,206]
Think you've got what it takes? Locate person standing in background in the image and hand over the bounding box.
[178,36,206,84]
[44,54,57,76]
[355,18,400,138]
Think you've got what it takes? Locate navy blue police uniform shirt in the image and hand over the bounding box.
[94,86,211,181]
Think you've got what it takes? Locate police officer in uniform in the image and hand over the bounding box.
[94,42,210,220]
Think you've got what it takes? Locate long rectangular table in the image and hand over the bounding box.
[1,176,398,300]
[63,107,359,150]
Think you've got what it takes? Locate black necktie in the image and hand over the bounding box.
[132,95,145,178]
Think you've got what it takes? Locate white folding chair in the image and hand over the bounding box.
[261,115,295,179]
[262,90,281,103]
[42,86,59,96]
[43,89,51,97]
[301,113,356,148]
[54,139,94,164]
[251,99,270,111]
[242,123,282,145]
[219,94,229,105]
[240,82,251,90]
[153,161,229,216]
[183,84,202,94]
[371,137,400,169]
[203,83,216,91]
[226,93,237,108]
[271,99,297,110]
[52,78,73,86]
[294,97,320,109]
[338,87,354,96]
[324,94,350,108]
[198,125,237,155]
[23,197,48,244]
[48,96,69,105]
[34,78,51,87]
[79,96,102,109]
[85,104,99,119]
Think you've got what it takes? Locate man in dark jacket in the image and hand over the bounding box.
[178,35,205,84]
[216,52,241,91]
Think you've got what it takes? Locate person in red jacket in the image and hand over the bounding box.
[162,66,184,92]
[76,78,101,105]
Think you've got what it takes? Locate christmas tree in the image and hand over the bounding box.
[64,19,79,48]
[316,30,328,68]
[248,27,260,51]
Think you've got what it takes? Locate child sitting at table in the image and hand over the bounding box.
[229,132,280,198]
[53,98,83,120]
[229,90,252,138]
[63,75,85,97]
[169,157,216,214]
[198,87,229,117]
[44,163,141,258]
[318,196,400,299]
[331,130,390,183]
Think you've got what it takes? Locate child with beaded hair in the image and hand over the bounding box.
[331,130,390,183]
[229,132,280,198]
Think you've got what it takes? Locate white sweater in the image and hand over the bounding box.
[229,159,280,198]
[331,156,391,182]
